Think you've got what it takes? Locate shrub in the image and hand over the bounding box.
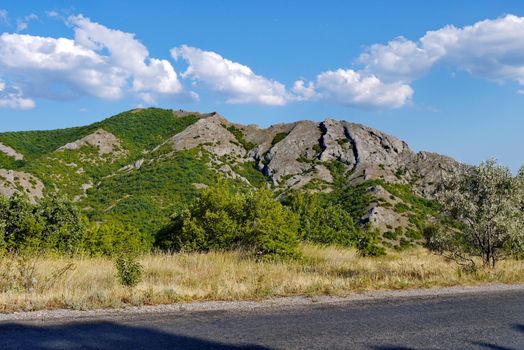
[357,227,386,257]
[271,132,289,146]
[430,160,524,268]
[115,254,143,288]
[83,221,147,256]
[0,194,88,254]
[156,183,300,259]
[285,191,359,246]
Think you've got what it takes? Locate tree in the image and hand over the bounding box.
[156,183,300,259]
[285,191,359,246]
[427,160,524,268]
[37,195,88,254]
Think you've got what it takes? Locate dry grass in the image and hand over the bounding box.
[1,244,524,313]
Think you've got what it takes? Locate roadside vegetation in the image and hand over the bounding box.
[1,245,524,313]
[1,157,524,312]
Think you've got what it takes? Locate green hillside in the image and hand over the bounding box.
[0,107,446,251]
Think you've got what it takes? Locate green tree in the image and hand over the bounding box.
[428,160,524,268]
[156,183,300,259]
[286,191,359,246]
[37,195,88,254]
[0,194,44,251]
[83,221,146,256]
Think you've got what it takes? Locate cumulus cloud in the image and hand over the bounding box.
[312,69,413,108]
[172,45,292,106]
[2,13,524,111]
[0,14,185,109]
[291,14,524,109]
[357,14,524,86]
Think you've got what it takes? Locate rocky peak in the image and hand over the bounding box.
[169,115,246,158]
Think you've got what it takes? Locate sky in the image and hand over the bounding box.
[0,0,524,171]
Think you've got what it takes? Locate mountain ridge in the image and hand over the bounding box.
[0,108,461,247]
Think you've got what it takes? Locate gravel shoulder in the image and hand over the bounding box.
[1,283,523,322]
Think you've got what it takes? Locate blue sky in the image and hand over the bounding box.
[0,1,524,171]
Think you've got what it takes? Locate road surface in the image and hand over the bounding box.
[0,288,523,349]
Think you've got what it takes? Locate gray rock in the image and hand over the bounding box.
[261,121,321,183]
[58,129,127,159]
[0,142,24,160]
[169,115,246,158]
[0,169,44,203]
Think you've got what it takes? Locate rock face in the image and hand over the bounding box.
[261,121,322,183]
[168,115,246,158]
[164,115,462,196]
[58,129,127,158]
[0,169,44,203]
[0,143,24,160]
[0,109,462,235]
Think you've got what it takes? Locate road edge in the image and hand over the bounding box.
[1,283,523,322]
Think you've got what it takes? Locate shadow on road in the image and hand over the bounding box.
[0,321,272,350]
[470,324,524,350]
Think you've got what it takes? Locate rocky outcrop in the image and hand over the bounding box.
[58,129,127,158]
[162,115,462,195]
[0,169,44,203]
[0,142,24,160]
[260,121,322,183]
[168,115,246,158]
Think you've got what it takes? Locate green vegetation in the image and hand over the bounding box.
[115,254,143,288]
[224,124,255,151]
[82,148,216,238]
[156,183,300,259]
[0,194,87,254]
[271,132,289,146]
[231,161,269,187]
[285,191,359,246]
[0,108,198,162]
[0,126,97,161]
[426,160,524,268]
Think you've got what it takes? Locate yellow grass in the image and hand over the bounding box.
[1,244,524,313]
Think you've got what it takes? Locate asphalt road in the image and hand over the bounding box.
[1,290,523,349]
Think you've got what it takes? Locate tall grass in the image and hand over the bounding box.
[0,244,523,313]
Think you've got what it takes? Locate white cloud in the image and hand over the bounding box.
[0,14,185,109]
[0,80,35,109]
[293,14,524,109]
[312,69,413,108]
[292,80,317,101]
[16,13,38,32]
[69,15,183,98]
[172,45,291,106]
[357,14,524,86]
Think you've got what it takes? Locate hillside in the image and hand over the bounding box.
[0,108,461,248]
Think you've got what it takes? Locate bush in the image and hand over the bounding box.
[156,183,300,259]
[0,194,88,254]
[115,254,143,288]
[285,191,359,246]
[357,227,386,257]
[83,221,147,256]
[432,160,524,268]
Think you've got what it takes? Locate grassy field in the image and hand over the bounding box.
[1,244,524,313]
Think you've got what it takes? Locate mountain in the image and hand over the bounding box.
[0,108,461,247]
